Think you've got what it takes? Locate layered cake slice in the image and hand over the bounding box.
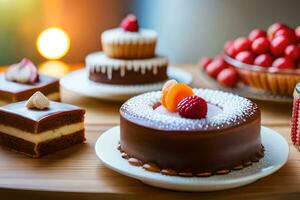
[119,80,264,176]
[0,58,60,105]
[0,92,85,158]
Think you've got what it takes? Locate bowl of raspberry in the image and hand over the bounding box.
[200,22,300,96]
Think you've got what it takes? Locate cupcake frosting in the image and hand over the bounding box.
[101,28,157,44]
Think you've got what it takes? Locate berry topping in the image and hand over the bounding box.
[5,58,39,84]
[206,59,227,77]
[120,14,139,32]
[235,51,255,64]
[163,82,194,112]
[248,29,267,42]
[217,68,238,87]
[25,91,49,110]
[254,54,273,67]
[251,37,270,54]
[272,57,295,69]
[199,57,212,69]
[177,96,208,119]
[233,37,252,52]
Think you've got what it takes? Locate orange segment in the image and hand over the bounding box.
[160,80,178,107]
[165,83,194,112]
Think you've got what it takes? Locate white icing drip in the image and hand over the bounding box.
[101,28,157,44]
[153,65,158,74]
[120,89,259,131]
[107,67,113,80]
[86,52,168,79]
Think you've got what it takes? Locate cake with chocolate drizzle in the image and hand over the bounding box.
[0,92,85,158]
[0,58,60,105]
[119,80,264,176]
[86,14,168,85]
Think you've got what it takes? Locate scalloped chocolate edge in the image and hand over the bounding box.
[118,144,265,177]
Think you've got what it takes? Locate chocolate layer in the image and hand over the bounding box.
[0,101,85,133]
[0,74,59,103]
[120,114,262,174]
[0,130,85,158]
[89,66,168,85]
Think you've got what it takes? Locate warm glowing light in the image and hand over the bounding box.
[37,27,70,60]
[39,61,70,78]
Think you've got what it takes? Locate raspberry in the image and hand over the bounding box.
[177,96,207,119]
[248,29,267,42]
[120,14,139,32]
[217,68,238,87]
[199,57,212,69]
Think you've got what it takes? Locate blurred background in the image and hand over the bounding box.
[0,0,300,65]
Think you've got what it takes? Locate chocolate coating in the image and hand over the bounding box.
[119,89,263,175]
[0,101,85,133]
[89,66,168,85]
[0,73,59,103]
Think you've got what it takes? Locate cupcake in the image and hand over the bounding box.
[101,14,157,59]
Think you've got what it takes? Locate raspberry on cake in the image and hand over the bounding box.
[102,14,157,59]
[0,92,85,158]
[119,81,264,176]
[0,58,60,105]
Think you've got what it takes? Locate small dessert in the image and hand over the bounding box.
[0,58,60,105]
[0,92,85,158]
[101,14,157,59]
[119,80,264,176]
[200,22,300,96]
[86,52,168,84]
[86,14,168,85]
[292,82,300,150]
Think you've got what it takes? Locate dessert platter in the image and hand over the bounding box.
[95,80,289,191]
[60,14,192,101]
[0,58,60,105]
[199,22,300,103]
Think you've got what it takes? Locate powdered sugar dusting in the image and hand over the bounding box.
[120,89,259,131]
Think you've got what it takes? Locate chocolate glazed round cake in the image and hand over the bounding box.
[86,52,168,85]
[119,89,264,176]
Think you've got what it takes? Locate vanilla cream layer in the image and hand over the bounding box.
[0,122,84,144]
[0,92,60,106]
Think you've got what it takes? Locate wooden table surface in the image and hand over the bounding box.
[0,63,299,200]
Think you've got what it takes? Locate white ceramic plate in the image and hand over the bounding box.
[95,126,289,192]
[60,67,192,101]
